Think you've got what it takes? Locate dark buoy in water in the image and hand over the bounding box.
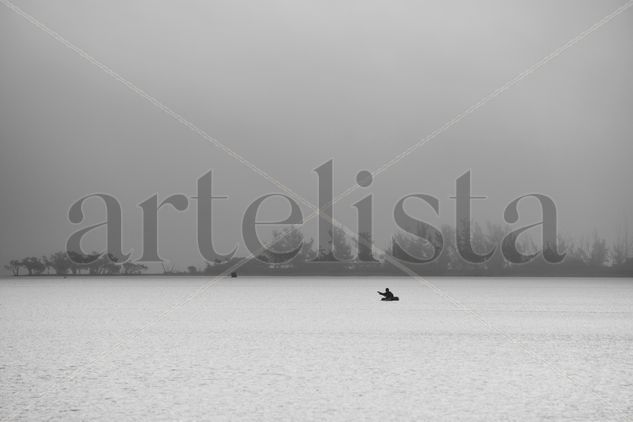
[230,271,238,278]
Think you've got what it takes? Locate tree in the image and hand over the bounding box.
[392,232,427,262]
[611,227,631,266]
[102,261,121,275]
[41,256,52,275]
[300,237,316,261]
[437,224,457,272]
[485,223,508,274]
[187,266,198,274]
[565,238,589,265]
[122,262,148,275]
[611,240,627,266]
[66,250,101,274]
[332,227,353,260]
[46,251,72,275]
[4,260,22,276]
[161,262,176,274]
[589,233,608,267]
[312,227,353,261]
[21,257,45,276]
[266,226,316,265]
[355,231,377,262]
[391,222,443,266]
[85,253,121,275]
[453,220,486,272]
[471,222,489,261]
[268,226,305,264]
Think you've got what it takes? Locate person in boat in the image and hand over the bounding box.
[377,288,395,300]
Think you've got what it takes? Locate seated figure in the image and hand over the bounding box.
[377,288,399,301]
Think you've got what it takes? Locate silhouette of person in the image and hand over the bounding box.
[377,288,395,300]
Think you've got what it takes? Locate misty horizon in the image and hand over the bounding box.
[1,0,632,272]
[3,2,633,421]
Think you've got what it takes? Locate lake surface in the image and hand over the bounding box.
[1,277,632,421]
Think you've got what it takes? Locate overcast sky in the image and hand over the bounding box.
[1,0,632,271]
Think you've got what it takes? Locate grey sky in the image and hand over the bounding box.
[1,0,632,271]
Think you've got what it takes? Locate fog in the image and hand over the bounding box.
[1,0,632,270]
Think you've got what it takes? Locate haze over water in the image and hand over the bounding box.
[2,1,632,270]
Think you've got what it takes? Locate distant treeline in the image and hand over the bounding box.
[4,251,147,277]
[4,223,633,277]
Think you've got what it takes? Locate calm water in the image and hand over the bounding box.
[1,277,632,421]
